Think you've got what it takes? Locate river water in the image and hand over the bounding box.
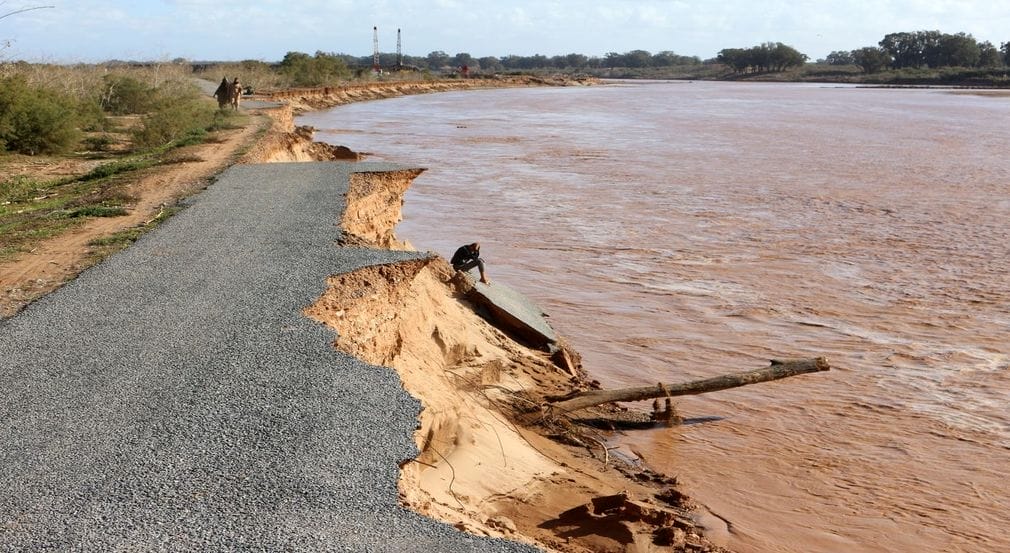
[299,81,1010,553]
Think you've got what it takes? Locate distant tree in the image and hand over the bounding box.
[748,44,772,71]
[452,52,475,69]
[879,30,985,69]
[280,51,310,66]
[602,52,623,68]
[312,51,351,79]
[978,41,1002,67]
[825,50,855,65]
[1002,42,1010,66]
[935,31,981,68]
[498,55,522,70]
[527,54,549,69]
[851,46,891,73]
[768,42,807,70]
[917,30,945,68]
[880,31,924,68]
[425,51,450,69]
[278,51,350,85]
[623,49,652,68]
[718,43,805,73]
[376,52,398,68]
[563,53,589,69]
[478,56,502,72]
[717,48,750,72]
[652,50,699,66]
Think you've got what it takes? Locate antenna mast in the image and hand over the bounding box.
[396,28,402,68]
[372,26,380,72]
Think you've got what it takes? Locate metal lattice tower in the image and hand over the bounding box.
[396,28,402,68]
[372,26,380,72]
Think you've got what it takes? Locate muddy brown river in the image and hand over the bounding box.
[300,81,1010,553]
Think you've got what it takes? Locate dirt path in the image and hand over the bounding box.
[0,115,268,317]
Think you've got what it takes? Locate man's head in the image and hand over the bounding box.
[470,242,480,253]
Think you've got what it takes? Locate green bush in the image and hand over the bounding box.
[0,76,82,155]
[82,134,115,152]
[131,93,216,150]
[100,74,156,115]
[279,51,352,86]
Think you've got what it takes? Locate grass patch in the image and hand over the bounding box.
[161,154,206,165]
[49,206,129,219]
[208,110,248,132]
[0,216,80,260]
[0,175,53,204]
[173,128,208,148]
[78,155,158,182]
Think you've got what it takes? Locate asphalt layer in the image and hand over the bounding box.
[0,162,540,552]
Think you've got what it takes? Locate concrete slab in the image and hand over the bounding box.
[461,275,559,351]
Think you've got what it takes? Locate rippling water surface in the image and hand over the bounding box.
[300,81,1010,553]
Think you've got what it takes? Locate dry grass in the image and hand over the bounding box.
[0,61,194,101]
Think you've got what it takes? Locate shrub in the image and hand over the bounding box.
[100,74,155,114]
[81,134,115,152]
[131,87,216,150]
[0,76,82,155]
[279,51,352,86]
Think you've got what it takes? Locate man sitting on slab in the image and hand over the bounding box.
[451,242,490,285]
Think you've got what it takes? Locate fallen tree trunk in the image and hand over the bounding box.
[549,357,830,414]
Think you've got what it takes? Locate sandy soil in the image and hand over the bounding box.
[304,254,727,552]
[262,75,597,113]
[0,79,726,552]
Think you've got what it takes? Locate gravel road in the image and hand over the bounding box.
[0,162,539,552]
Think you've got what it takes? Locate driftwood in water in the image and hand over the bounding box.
[549,357,830,414]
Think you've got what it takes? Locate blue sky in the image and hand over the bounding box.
[4,1,1010,63]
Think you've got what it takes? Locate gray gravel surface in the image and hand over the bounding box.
[0,162,541,552]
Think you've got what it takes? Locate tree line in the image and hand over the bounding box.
[198,27,1010,88]
[825,30,1010,73]
[268,49,704,85]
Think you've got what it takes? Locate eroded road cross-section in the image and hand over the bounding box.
[0,161,539,552]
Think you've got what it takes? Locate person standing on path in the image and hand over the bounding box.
[451,242,490,284]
